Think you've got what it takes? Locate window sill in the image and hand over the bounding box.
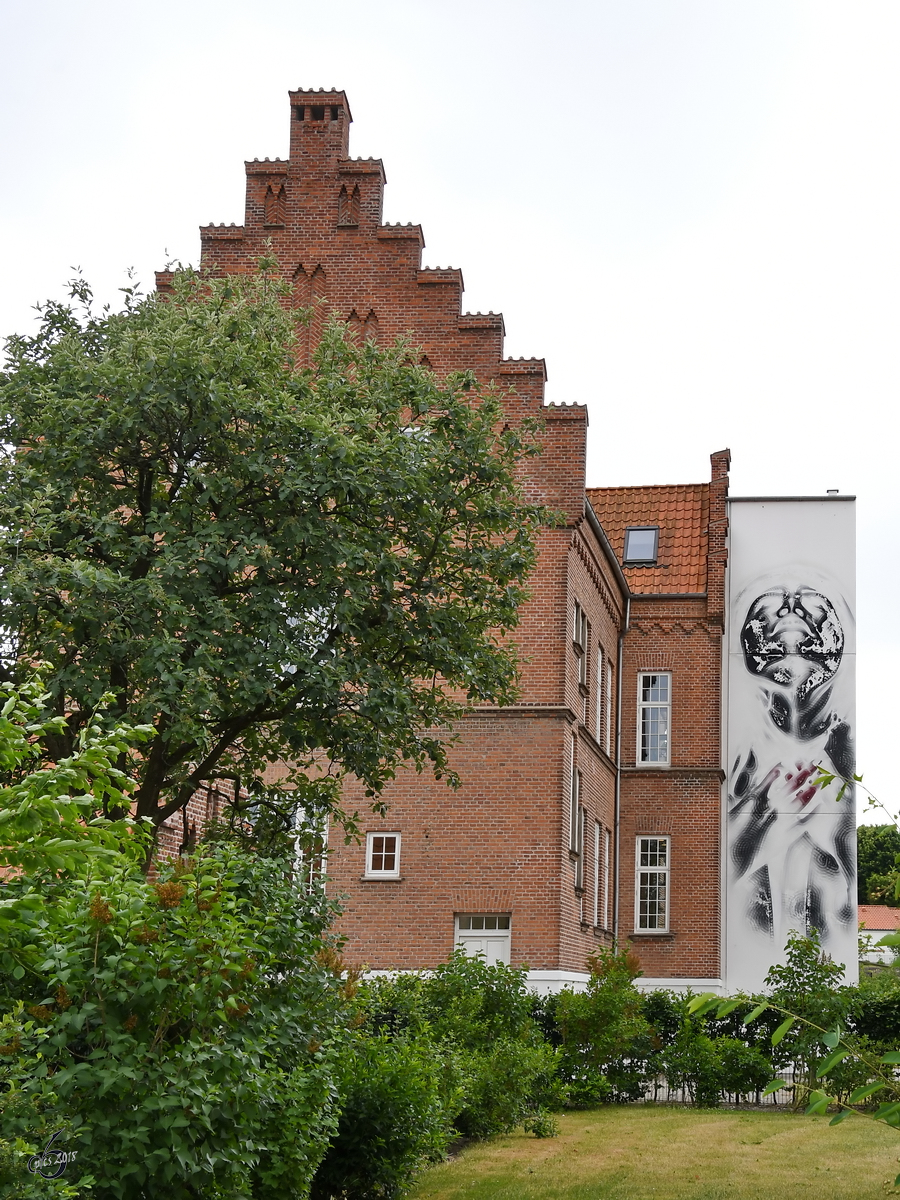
[629,930,675,940]
[360,875,404,882]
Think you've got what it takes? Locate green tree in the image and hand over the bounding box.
[0,267,546,841]
[857,824,900,905]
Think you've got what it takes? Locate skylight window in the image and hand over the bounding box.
[624,526,659,564]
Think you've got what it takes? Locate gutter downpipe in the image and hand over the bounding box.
[582,501,630,945]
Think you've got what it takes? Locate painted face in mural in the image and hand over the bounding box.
[740,588,843,699]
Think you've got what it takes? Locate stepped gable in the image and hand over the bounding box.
[586,483,709,595]
[156,88,547,417]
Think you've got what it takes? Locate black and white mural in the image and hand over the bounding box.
[726,500,857,993]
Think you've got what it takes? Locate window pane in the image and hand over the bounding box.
[458,913,511,932]
[640,837,667,867]
[641,674,669,703]
[641,706,669,761]
[625,527,658,561]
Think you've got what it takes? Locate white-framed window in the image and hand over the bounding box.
[592,821,601,926]
[295,811,328,893]
[638,672,671,764]
[569,763,581,854]
[456,914,511,965]
[573,601,588,689]
[595,646,603,742]
[574,806,585,892]
[365,832,401,878]
[605,661,613,756]
[635,836,669,931]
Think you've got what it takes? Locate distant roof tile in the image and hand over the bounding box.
[586,483,709,594]
[859,905,900,930]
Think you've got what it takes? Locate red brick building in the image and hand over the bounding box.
[162,89,856,993]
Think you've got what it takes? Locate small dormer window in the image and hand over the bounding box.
[624,526,658,564]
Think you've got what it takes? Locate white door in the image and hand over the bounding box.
[455,914,511,965]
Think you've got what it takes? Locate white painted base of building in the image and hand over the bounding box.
[635,978,725,995]
[360,968,727,996]
[525,970,591,995]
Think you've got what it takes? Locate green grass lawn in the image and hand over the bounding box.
[408,1106,900,1200]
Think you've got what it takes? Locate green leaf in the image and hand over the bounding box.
[817,1048,851,1077]
[849,1083,885,1104]
[11,964,25,980]
[805,1090,831,1116]
[771,1017,795,1046]
[742,1002,768,1025]
[762,1079,787,1098]
[829,1109,852,1125]
[687,992,719,1016]
[876,933,900,948]
[880,1052,900,1064]
[687,992,717,1013]
[821,1027,841,1050]
[715,999,742,1019]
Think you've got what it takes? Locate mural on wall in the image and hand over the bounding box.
[726,502,857,993]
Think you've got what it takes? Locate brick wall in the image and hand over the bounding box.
[160,88,729,986]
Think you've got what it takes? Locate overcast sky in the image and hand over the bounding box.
[2,0,895,819]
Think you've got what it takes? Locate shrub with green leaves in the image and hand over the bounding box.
[316,950,562,1198]
[1,842,347,1199]
[549,947,654,1106]
[764,930,851,1104]
[310,1035,456,1200]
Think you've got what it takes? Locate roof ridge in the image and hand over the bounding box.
[587,482,708,494]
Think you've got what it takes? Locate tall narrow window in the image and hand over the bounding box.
[605,661,613,756]
[636,836,669,931]
[574,806,585,892]
[296,813,328,894]
[569,764,581,854]
[592,821,601,926]
[638,672,671,764]
[573,601,588,689]
[595,646,604,742]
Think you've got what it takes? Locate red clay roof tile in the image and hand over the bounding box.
[859,905,900,930]
[586,483,709,594]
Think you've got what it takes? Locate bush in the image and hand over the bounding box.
[357,951,563,1139]
[551,947,655,1106]
[0,842,346,1200]
[453,1038,562,1139]
[647,993,772,1107]
[310,1036,455,1200]
[764,930,852,1105]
